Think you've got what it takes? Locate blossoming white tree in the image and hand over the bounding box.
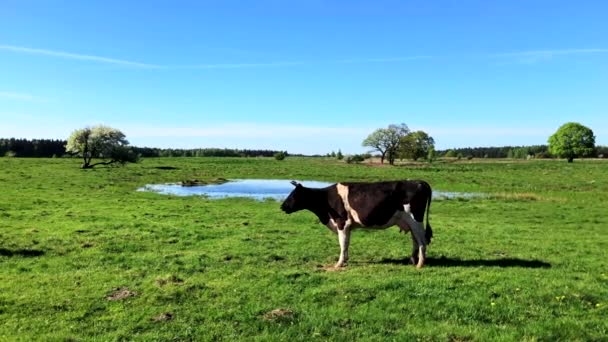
[66,125,138,168]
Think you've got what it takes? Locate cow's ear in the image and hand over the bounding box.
[290,181,300,187]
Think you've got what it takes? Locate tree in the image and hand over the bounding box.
[548,122,595,163]
[399,130,435,161]
[336,149,344,160]
[427,146,435,163]
[362,123,409,165]
[66,125,138,168]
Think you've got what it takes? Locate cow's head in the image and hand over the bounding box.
[280,181,306,214]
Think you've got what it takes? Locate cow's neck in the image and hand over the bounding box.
[302,188,332,224]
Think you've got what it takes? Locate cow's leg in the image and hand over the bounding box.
[335,227,351,268]
[397,220,418,265]
[404,216,426,269]
[410,233,419,265]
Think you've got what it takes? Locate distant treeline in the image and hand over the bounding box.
[437,145,608,159]
[131,147,282,158]
[0,138,282,158]
[0,138,67,157]
[2,137,607,159]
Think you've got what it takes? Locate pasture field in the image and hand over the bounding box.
[0,157,607,341]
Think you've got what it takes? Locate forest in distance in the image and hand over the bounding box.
[2,137,608,160]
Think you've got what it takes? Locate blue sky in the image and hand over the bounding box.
[1,0,607,154]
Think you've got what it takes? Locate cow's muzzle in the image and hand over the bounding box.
[280,204,293,214]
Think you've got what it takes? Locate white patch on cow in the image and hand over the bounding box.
[403,203,411,214]
[335,227,351,267]
[332,182,428,269]
[336,183,363,225]
[325,218,339,234]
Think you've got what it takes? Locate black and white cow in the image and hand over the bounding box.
[280,180,433,269]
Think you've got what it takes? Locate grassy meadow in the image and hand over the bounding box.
[0,157,607,341]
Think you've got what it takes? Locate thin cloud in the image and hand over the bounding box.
[0,44,160,68]
[1,44,434,70]
[335,56,434,63]
[7,43,603,71]
[495,48,608,63]
[171,61,305,69]
[0,91,40,101]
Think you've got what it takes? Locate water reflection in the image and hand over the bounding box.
[138,179,484,201]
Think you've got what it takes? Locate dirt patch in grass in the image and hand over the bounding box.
[81,242,94,248]
[181,177,228,186]
[152,312,174,322]
[318,264,345,272]
[155,275,184,287]
[106,287,137,301]
[262,308,295,322]
[488,192,566,203]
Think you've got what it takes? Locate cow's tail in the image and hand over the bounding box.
[424,183,433,245]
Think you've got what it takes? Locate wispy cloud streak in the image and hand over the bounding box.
[1,44,433,70]
[336,55,434,63]
[0,91,40,101]
[171,61,305,69]
[0,44,160,68]
[495,48,608,63]
[5,43,604,70]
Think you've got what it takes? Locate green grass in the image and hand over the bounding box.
[1,157,607,341]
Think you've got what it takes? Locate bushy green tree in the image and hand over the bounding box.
[399,130,435,161]
[444,149,456,158]
[336,149,344,160]
[548,122,595,162]
[362,123,409,165]
[66,125,138,168]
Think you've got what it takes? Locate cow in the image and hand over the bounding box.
[280,180,433,269]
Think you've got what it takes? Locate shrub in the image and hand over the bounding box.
[345,154,365,164]
[444,150,456,158]
[274,151,286,160]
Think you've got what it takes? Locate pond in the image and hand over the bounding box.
[138,179,484,201]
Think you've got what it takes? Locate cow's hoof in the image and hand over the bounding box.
[410,256,418,265]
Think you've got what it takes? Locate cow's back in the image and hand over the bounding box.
[338,181,419,226]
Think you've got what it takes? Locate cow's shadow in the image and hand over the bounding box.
[0,248,45,257]
[378,255,551,268]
